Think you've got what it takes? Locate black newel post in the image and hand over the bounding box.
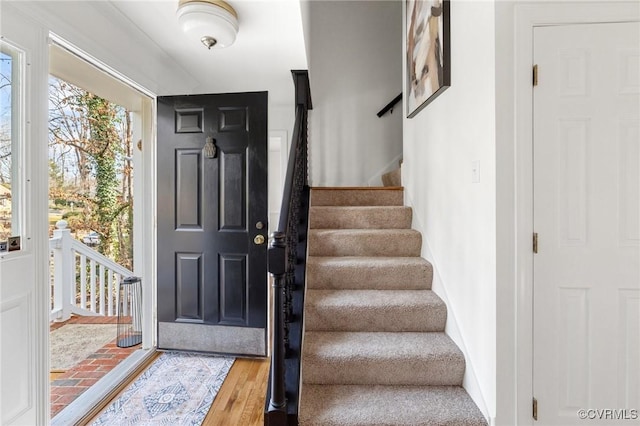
[267,231,287,424]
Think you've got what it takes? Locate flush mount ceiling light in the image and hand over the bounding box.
[177,0,239,49]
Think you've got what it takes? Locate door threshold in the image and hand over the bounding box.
[51,348,157,426]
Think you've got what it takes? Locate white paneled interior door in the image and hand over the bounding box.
[533,22,640,425]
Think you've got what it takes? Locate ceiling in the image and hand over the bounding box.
[108,0,308,105]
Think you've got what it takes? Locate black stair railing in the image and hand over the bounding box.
[377,92,402,117]
[265,70,312,426]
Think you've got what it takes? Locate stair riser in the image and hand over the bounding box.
[310,207,412,229]
[305,304,447,332]
[308,231,422,257]
[307,260,433,290]
[303,357,464,386]
[311,189,403,206]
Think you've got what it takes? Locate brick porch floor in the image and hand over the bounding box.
[50,316,139,418]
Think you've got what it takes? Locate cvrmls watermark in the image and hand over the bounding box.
[577,409,638,420]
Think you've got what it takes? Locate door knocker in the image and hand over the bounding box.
[203,136,218,159]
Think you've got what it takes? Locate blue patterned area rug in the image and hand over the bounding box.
[92,351,235,426]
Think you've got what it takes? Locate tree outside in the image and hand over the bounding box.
[0,50,13,242]
[48,76,134,270]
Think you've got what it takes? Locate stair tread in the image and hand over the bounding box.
[307,256,433,290]
[312,186,404,190]
[310,206,412,229]
[306,289,444,309]
[311,188,404,206]
[309,229,422,257]
[308,256,432,266]
[305,290,446,332]
[304,331,462,360]
[310,228,420,235]
[310,206,411,211]
[299,384,488,426]
[302,331,465,385]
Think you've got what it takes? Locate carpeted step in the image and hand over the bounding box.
[300,187,486,424]
[381,167,402,187]
[310,206,412,229]
[305,289,446,332]
[308,229,421,257]
[299,384,488,426]
[311,188,403,207]
[307,257,433,290]
[302,331,465,386]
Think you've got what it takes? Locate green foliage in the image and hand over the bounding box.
[49,160,64,189]
[48,77,133,270]
[61,210,80,220]
[83,93,119,258]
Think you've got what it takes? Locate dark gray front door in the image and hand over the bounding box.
[157,92,268,356]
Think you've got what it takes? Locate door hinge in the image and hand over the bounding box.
[533,397,538,420]
[533,64,538,87]
[533,233,539,254]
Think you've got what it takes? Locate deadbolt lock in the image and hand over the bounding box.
[254,234,265,245]
[256,221,265,230]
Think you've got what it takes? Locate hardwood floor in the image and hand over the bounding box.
[87,355,270,425]
[202,357,270,426]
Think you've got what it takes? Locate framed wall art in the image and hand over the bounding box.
[406,0,450,118]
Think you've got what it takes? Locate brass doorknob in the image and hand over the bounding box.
[254,234,265,245]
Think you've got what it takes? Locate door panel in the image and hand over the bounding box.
[157,92,268,356]
[533,22,640,425]
[175,149,202,230]
[1,282,34,423]
[0,18,47,424]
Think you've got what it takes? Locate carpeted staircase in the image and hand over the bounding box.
[299,187,487,426]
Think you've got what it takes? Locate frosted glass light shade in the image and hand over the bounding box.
[177,0,239,48]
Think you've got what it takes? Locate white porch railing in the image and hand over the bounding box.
[49,220,134,322]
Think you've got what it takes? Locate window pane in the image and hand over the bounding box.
[0,44,20,243]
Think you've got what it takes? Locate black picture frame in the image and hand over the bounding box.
[406,0,451,118]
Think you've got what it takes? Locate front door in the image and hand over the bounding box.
[0,15,49,425]
[157,92,268,356]
[533,22,639,424]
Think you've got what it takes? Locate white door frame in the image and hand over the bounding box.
[46,37,159,426]
[510,2,640,425]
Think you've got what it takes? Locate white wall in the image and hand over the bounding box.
[307,1,402,186]
[402,0,496,422]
